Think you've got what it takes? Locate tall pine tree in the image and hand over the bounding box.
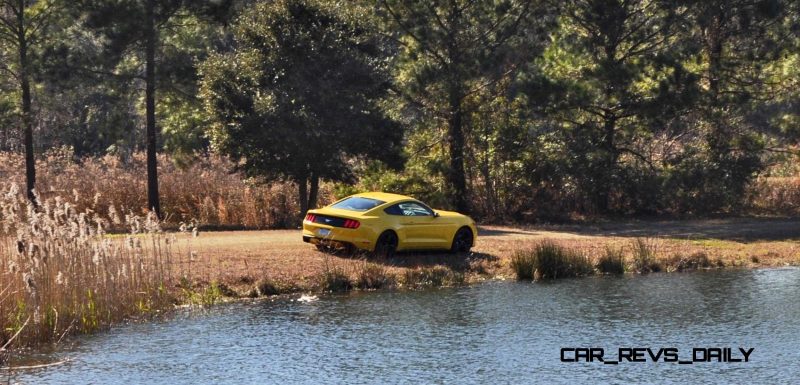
[378,0,552,213]
[78,0,233,217]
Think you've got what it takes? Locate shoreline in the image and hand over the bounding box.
[2,221,799,362]
[173,223,800,300]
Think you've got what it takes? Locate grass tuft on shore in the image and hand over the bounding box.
[631,238,663,273]
[596,247,626,275]
[356,262,395,290]
[319,260,354,292]
[511,241,594,280]
[666,252,713,272]
[256,278,281,296]
[402,266,464,288]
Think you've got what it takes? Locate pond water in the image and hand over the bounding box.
[9,267,800,384]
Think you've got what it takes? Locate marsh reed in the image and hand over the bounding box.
[0,184,182,352]
[0,149,330,230]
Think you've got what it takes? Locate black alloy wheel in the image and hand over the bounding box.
[450,227,473,253]
[374,231,398,258]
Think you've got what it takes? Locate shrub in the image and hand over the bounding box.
[356,262,395,290]
[667,252,712,272]
[631,238,662,273]
[402,266,464,288]
[596,247,626,275]
[746,176,800,216]
[512,241,594,280]
[257,279,281,296]
[510,249,537,280]
[318,260,353,293]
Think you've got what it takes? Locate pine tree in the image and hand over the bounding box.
[78,0,233,218]
[0,0,60,204]
[201,0,403,215]
[378,0,551,213]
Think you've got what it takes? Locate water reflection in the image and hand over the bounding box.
[10,268,800,384]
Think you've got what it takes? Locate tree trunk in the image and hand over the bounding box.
[445,1,469,214]
[597,115,618,213]
[704,6,728,158]
[18,12,36,205]
[447,86,469,213]
[308,174,319,211]
[706,11,723,105]
[298,177,308,216]
[145,0,161,218]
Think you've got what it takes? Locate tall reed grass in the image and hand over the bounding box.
[0,184,180,352]
[0,149,331,229]
[746,176,800,216]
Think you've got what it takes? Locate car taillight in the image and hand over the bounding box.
[305,214,316,222]
[343,219,360,229]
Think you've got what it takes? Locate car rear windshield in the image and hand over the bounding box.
[330,197,385,211]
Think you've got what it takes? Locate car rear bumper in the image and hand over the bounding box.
[302,226,374,251]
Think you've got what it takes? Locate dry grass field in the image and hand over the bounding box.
[180,218,800,294]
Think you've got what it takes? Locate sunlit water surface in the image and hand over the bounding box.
[10,267,800,384]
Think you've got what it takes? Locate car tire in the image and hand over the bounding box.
[450,227,473,253]
[374,231,398,258]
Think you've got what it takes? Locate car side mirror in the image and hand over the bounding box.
[433,211,440,218]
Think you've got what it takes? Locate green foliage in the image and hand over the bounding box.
[333,160,449,207]
[1,0,799,221]
[379,0,554,212]
[201,0,403,187]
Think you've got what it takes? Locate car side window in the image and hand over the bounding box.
[384,201,434,216]
[383,204,404,216]
[401,202,433,216]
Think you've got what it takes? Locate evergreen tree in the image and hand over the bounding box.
[77,0,233,217]
[0,0,61,203]
[200,0,403,215]
[378,0,552,213]
[543,0,698,212]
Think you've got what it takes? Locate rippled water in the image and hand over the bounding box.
[10,267,800,384]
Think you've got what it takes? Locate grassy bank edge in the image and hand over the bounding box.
[187,243,800,303]
[3,237,798,368]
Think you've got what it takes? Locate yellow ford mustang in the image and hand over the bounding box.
[302,192,477,256]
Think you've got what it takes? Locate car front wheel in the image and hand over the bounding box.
[450,227,473,253]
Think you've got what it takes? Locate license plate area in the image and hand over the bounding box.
[317,228,331,237]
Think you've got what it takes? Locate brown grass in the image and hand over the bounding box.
[0,149,796,231]
[747,176,800,216]
[1,148,798,357]
[0,149,334,230]
[0,184,180,353]
[167,221,799,298]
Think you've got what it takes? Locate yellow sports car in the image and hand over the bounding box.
[302,192,477,256]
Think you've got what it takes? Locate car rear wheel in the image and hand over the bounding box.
[374,231,398,258]
[450,227,473,253]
